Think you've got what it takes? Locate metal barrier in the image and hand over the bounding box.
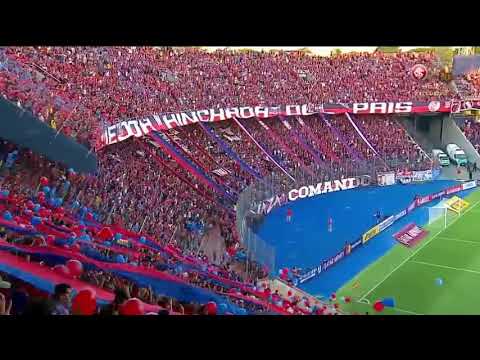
[235,156,437,276]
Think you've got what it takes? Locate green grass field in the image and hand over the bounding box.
[337,188,480,315]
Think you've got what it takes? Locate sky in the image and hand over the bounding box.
[202,47,460,56]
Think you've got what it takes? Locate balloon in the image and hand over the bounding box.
[66,259,83,277]
[345,296,352,304]
[435,278,444,286]
[139,236,146,244]
[3,211,13,221]
[72,243,81,252]
[31,216,42,226]
[42,186,51,194]
[39,177,49,186]
[33,204,41,213]
[56,206,65,214]
[46,235,55,243]
[72,288,97,315]
[68,168,75,174]
[237,308,247,315]
[120,298,145,316]
[26,200,34,209]
[24,209,33,217]
[97,227,114,241]
[86,213,93,221]
[331,293,337,300]
[382,297,395,308]
[115,254,127,263]
[53,264,70,277]
[13,216,21,223]
[373,300,385,312]
[80,234,91,242]
[115,233,122,241]
[72,201,80,209]
[205,301,217,315]
[104,241,112,247]
[218,303,228,313]
[1,190,9,197]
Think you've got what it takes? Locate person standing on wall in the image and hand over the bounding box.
[286,208,293,223]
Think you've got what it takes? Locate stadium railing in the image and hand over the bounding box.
[235,156,436,277]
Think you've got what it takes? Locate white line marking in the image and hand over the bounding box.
[355,300,420,315]
[392,307,422,315]
[411,260,480,275]
[359,198,480,301]
[438,237,480,245]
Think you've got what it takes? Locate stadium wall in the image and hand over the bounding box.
[402,114,480,165]
[440,115,480,165]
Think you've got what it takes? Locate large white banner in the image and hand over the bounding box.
[97,100,458,149]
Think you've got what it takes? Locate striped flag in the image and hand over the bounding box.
[212,168,229,177]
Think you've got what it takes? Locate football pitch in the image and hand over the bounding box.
[337,188,480,315]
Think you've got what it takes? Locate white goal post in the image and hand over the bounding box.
[428,199,461,229]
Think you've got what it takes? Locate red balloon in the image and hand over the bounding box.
[56,207,65,214]
[72,288,97,315]
[373,301,385,313]
[53,264,71,277]
[72,243,81,252]
[13,216,21,223]
[98,227,114,241]
[40,177,49,186]
[345,296,351,303]
[66,259,83,277]
[120,298,145,316]
[37,191,45,198]
[46,235,55,243]
[26,201,34,209]
[86,213,93,221]
[205,301,217,315]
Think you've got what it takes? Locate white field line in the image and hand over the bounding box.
[411,260,480,276]
[359,199,480,301]
[392,307,422,315]
[355,300,421,315]
[438,237,480,245]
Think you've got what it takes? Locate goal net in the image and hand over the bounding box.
[428,199,460,230]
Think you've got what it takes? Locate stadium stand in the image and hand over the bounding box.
[0,47,456,315]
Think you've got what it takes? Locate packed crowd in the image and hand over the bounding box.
[458,117,480,152]
[0,156,341,315]
[0,47,454,148]
[457,69,480,98]
[0,47,449,315]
